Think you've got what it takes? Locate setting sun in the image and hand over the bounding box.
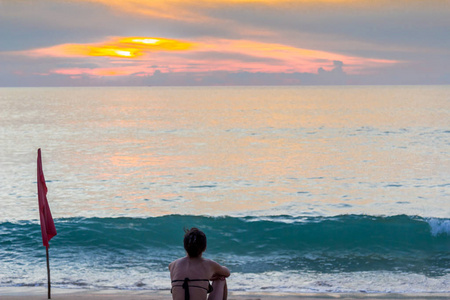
[131,38,160,44]
[86,47,141,58]
[48,37,195,59]
[119,37,193,51]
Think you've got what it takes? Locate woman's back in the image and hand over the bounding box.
[170,257,215,300]
[169,228,230,300]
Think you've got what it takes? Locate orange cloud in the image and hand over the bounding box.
[80,0,405,22]
[68,45,143,58]
[22,35,399,77]
[25,36,193,59]
[81,0,204,21]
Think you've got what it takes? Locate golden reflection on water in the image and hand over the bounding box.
[75,86,447,217]
[1,86,449,219]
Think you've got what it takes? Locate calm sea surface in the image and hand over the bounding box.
[0,86,449,293]
[1,85,449,220]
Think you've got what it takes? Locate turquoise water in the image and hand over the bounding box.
[1,215,449,292]
[0,86,449,293]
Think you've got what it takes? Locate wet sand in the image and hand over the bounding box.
[1,287,449,300]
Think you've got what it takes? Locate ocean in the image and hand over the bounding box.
[0,86,449,294]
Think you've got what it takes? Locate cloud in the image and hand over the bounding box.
[80,0,439,21]
[3,0,448,62]
[12,35,399,81]
[184,51,285,64]
[317,60,347,84]
[1,0,448,86]
[197,0,450,62]
[0,0,118,51]
[18,36,194,58]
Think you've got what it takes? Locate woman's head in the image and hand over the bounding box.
[184,228,207,258]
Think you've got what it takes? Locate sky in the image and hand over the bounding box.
[1,0,449,86]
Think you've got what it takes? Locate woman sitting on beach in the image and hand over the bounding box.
[169,228,230,300]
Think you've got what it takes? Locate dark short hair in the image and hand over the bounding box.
[184,228,207,257]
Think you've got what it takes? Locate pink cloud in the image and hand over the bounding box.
[16,36,399,78]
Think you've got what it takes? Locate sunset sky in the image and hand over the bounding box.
[1,0,449,86]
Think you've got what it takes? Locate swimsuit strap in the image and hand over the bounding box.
[172,278,210,283]
[182,278,189,300]
[171,278,213,299]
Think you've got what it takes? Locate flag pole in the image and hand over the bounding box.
[46,246,51,299]
[37,148,57,300]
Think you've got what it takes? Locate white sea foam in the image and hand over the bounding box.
[228,271,450,294]
[427,218,450,236]
[3,260,449,294]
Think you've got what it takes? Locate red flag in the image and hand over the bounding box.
[37,148,57,248]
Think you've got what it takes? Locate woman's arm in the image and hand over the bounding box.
[209,260,230,279]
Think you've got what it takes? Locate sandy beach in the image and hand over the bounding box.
[1,288,449,300]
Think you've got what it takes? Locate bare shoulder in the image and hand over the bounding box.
[202,258,220,267]
[203,258,230,277]
[169,257,184,270]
